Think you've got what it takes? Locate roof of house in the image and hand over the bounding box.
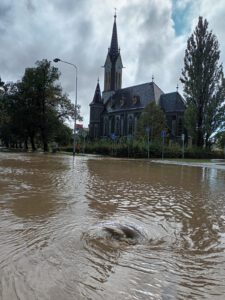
[159,92,186,113]
[104,82,164,113]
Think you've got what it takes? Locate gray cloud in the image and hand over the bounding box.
[0,0,224,126]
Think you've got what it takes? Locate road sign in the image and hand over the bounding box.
[161,130,167,138]
[111,133,116,140]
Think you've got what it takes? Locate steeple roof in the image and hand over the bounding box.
[90,80,102,104]
[109,14,119,61]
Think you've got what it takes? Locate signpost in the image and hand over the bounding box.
[146,127,150,159]
[111,133,116,156]
[111,133,116,141]
[161,130,167,159]
[181,133,185,159]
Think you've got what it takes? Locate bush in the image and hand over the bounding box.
[60,139,224,159]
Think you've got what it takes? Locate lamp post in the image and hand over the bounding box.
[53,58,78,156]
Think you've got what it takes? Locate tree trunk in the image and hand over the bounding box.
[41,129,48,152]
[24,139,28,151]
[196,109,204,147]
[43,141,48,152]
[30,135,36,151]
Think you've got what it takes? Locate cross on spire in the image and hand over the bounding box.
[114,8,117,19]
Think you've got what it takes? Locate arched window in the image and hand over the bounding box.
[108,72,111,90]
[118,73,121,88]
[178,117,183,136]
[121,117,124,136]
[172,115,176,136]
[94,124,98,139]
[128,115,134,135]
[111,116,115,134]
[103,117,108,136]
[115,116,120,136]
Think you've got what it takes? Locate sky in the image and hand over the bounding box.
[0,0,225,127]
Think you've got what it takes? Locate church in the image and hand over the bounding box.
[89,14,185,140]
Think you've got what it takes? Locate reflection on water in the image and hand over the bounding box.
[0,153,225,299]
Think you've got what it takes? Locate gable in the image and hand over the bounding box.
[104,54,112,70]
[160,92,186,113]
[115,54,123,69]
[104,82,159,113]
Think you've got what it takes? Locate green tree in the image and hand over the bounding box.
[18,59,81,151]
[0,82,19,148]
[136,102,166,141]
[0,60,82,151]
[54,122,73,146]
[180,16,225,148]
[215,131,225,150]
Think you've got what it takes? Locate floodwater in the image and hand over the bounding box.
[0,153,225,300]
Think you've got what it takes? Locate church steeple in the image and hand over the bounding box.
[109,13,119,60]
[91,79,102,104]
[103,13,123,92]
[89,80,104,139]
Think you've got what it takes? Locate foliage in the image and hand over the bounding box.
[82,139,223,159]
[0,60,82,151]
[180,16,225,148]
[214,131,225,150]
[136,102,166,141]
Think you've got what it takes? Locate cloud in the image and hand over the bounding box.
[0,0,224,126]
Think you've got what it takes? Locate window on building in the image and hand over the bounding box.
[172,115,176,136]
[111,116,115,134]
[115,116,120,136]
[178,117,183,136]
[94,124,98,139]
[128,115,134,135]
[103,117,108,136]
[118,73,121,88]
[121,117,124,136]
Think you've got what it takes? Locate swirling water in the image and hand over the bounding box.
[0,153,225,299]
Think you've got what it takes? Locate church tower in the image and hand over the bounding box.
[89,80,104,139]
[104,13,123,92]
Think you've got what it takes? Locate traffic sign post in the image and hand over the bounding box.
[111,133,117,156]
[181,133,185,159]
[161,130,166,159]
[146,127,150,159]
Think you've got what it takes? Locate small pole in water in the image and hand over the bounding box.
[161,130,166,159]
[181,133,185,159]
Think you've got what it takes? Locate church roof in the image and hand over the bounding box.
[160,92,186,113]
[90,81,103,105]
[109,14,119,61]
[104,82,164,112]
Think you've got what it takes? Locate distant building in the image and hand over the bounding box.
[89,14,185,139]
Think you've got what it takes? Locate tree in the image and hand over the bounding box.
[0,82,19,148]
[136,102,166,141]
[214,131,225,150]
[0,60,82,151]
[180,16,225,148]
[18,59,82,151]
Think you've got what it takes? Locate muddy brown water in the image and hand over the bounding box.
[0,153,225,299]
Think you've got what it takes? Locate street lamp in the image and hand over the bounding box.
[53,58,78,156]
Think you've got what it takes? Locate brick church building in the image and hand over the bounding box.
[89,14,185,139]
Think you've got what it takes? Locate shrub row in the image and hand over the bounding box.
[60,140,224,159]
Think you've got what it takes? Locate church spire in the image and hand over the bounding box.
[103,12,123,92]
[109,11,119,60]
[91,80,102,104]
